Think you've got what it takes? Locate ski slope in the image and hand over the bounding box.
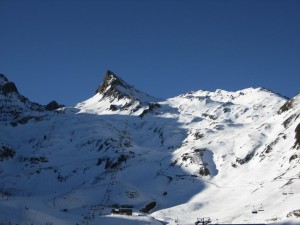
[0,71,299,224]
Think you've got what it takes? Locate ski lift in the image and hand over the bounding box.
[288,188,294,195]
[258,204,264,212]
[195,217,212,225]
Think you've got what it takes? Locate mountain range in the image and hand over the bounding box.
[0,71,299,225]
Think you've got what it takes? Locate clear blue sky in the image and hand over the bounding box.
[0,0,299,106]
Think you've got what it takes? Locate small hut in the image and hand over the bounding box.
[111,208,133,216]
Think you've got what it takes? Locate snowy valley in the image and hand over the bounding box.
[0,71,299,225]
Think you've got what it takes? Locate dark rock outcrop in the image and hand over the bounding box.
[0,74,8,82]
[45,100,64,111]
[0,81,19,96]
[0,145,16,161]
[140,201,157,213]
[278,93,299,114]
[109,104,118,111]
[0,74,19,95]
[94,70,159,115]
[294,123,300,149]
[139,103,161,118]
[95,70,132,100]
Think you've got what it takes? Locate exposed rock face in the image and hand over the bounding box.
[81,70,160,115]
[96,70,133,100]
[0,74,19,96]
[0,74,8,82]
[45,100,64,111]
[0,145,16,161]
[139,103,161,118]
[140,201,157,213]
[0,73,64,122]
[295,123,300,149]
[278,99,293,114]
[278,93,300,114]
[287,209,300,218]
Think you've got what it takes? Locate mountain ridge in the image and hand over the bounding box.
[0,71,299,225]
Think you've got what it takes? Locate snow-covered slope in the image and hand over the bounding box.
[0,71,299,225]
[76,70,160,115]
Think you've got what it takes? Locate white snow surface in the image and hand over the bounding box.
[0,75,300,225]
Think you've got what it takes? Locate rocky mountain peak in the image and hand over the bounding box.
[0,74,64,117]
[76,70,159,115]
[0,74,8,83]
[0,74,19,96]
[95,70,134,100]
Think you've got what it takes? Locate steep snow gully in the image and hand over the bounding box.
[0,71,299,225]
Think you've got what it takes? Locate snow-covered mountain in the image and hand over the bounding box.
[0,71,299,225]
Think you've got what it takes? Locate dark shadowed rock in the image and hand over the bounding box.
[0,81,19,95]
[95,70,133,100]
[140,201,156,213]
[0,145,16,161]
[0,74,19,95]
[109,104,118,111]
[139,103,161,118]
[45,100,64,111]
[294,123,300,149]
[92,70,159,115]
[199,166,210,176]
[0,74,8,82]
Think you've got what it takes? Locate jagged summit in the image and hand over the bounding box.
[96,70,131,93]
[77,70,159,115]
[0,74,19,96]
[0,74,64,118]
[0,74,8,83]
[95,70,134,100]
[95,70,159,102]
